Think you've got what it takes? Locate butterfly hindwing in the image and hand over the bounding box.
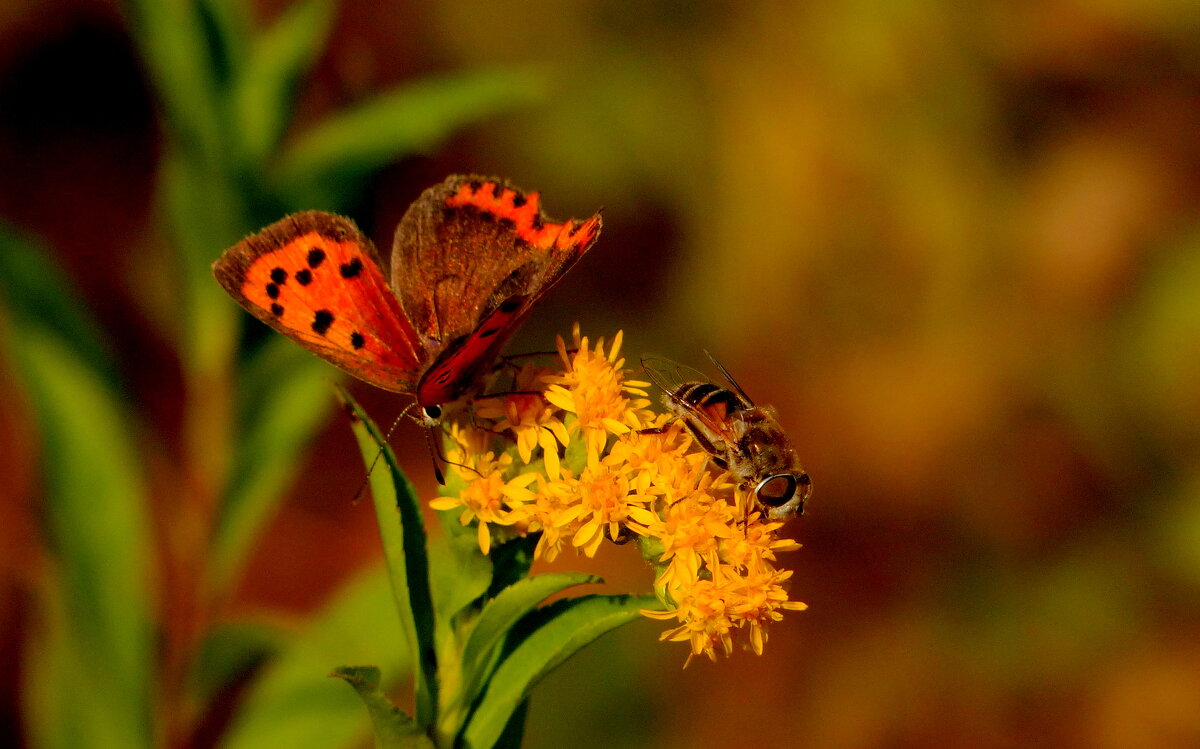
[213,211,425,392]
[392,176,601,338]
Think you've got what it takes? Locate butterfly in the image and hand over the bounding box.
[213,175,602,426]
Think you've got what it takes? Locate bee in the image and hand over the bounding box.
[640,354,811,522]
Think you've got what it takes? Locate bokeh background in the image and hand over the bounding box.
[2,1,1199,747]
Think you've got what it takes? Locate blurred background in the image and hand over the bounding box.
[1,0,1199,747]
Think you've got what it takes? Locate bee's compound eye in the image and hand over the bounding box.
[754,474,797,506]
[422,405,443,421]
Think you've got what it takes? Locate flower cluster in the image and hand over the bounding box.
[430,325,806,664]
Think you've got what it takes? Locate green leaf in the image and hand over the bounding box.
[272,68,548,209]
[485,534,540,598]
[123,0,224,167]
[332,667,436,749]
[219,567,411,749]
[160,149,246,375]
[232,0,335,170]
[0,234,154,748]
[191,620,287,704]
[197,0,252,81]
[0,225,117,386]
[461,594,656,749]
[459,573,600,708]
[427,535,492,625]
[212,338,336,590]
[339,386,439,728]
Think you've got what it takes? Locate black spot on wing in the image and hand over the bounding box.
[512,193,527,208]
[350,331,365,349]
[499,299,521,313]
[312,309,334,335]
[295,269,312,286]
[270,303,284,317]
[340,258,363,278]
[270,267,288,284]
[266,283,280,299]
[307,248,326,268]
[479,328,500,338]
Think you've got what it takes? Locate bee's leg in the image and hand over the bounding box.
[604,524,633,545]
[495,348,579,373]
[637,415,681,436]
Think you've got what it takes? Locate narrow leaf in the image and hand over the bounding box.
[232,0,335,169]
[191,620,287,705]
[160,149,245,375]
[339,386,438,727]
[461,595,656,749]
[219,567,410,749]
[197,0,252,79]
[212,338,336,590]
[272,68,547,209]
[123,0,224,167]
[0,233,154,748]
[427,535,492,625]
[332,667,436,749]
[0,224,117,386]
[459,573,600,706]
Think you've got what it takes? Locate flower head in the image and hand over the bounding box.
[542,324,654,462]
[435,326,806,662]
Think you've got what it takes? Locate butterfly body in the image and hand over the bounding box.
[214,175,602,413]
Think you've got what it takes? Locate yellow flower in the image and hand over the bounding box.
[431,326,807,661]
[726,565,808,655]
[638,490,736,591]
[537,461,655,558]
[429,451,537,555]
[602,418,700,495]
[516,473,586,562]
[642,574,736,667]
[475,391,570,478]
[542,324,653,462]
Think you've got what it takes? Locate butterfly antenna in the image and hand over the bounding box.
[424,425,446,485]
[351,405,410,503]
[423,424,485,484]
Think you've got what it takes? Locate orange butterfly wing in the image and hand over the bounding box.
[389,175,602,406]
[213,211,425,393]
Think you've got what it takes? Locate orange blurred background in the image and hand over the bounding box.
[2,1,1200,747]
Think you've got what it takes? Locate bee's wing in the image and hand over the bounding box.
[640,355,735,436]
[640,355,712,395]
[704,350,756,405]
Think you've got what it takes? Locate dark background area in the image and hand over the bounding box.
[2,1,1199,747]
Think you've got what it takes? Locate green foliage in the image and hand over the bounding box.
[331,667,435,749]
[2,1,555,746]
[340,393,651,748]
[218,569,409,749]
[0,228,154,749]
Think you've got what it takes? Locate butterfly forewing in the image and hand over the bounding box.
[213,211,424,393]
